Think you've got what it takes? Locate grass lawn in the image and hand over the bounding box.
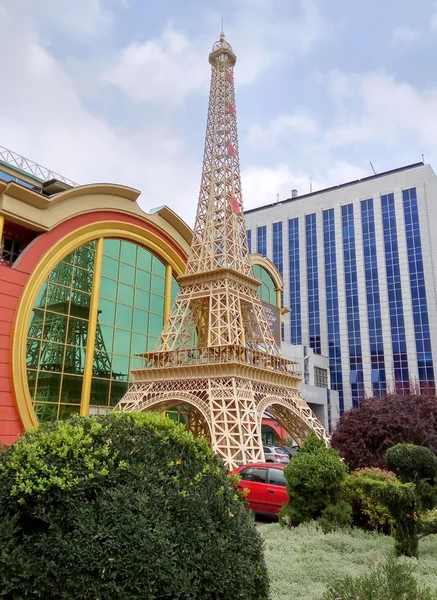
[260,523,437,600]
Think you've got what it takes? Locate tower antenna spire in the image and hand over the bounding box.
[117,32,328,469]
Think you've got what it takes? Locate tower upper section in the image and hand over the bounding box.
[185,32,251,277]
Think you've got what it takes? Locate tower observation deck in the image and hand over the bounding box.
[117,32,328,468]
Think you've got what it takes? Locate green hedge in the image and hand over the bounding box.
[0,412,269,599]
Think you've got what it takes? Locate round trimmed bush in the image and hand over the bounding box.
[0,412,269,599]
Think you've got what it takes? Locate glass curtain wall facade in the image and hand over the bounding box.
[257,225,267,257]
[361,199,386,396]
[306,214,321,354]
[288,218,301,344]
[244,166,437,413]
[26,239,179,422]
[252,264,277,305]
[323,209,344,412]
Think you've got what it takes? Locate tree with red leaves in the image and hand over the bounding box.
[331,393,437,470]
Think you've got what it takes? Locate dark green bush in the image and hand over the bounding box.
[357,477,418,557]
[386,443,437,511]
[279,433,348,528]
[317,501,352,533]
[320,554,437,600]
[341,468,399,534]
[0,412,269,600]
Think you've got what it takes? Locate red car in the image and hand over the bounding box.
[231,462,288,516]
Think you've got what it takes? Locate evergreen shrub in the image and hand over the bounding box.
[0,412,269,600]
[279,433,349,530]
[341,468,399,534]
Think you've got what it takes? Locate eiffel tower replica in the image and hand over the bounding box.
[118,32,328,468]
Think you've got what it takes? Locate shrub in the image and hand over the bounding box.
[357,477,418,557]
[331,393,437,470]
[279,433,348,528]
[320,554,437,600]
[341,468,399,534]
[386,443,437,511]
[0,412,269,600]
[317,501,352,534]
[419,508,437,538]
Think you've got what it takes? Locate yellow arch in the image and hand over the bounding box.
[12,221,186,431]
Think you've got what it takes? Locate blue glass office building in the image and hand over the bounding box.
[245,163,437,414]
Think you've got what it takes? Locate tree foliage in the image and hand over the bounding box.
[341,468,399,534]
[0,412,269,600]
[331,393,437,470]
[279,433,350,530]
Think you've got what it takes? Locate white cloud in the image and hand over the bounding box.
[105,25,209,105]
[247,113,318,150]
[390,25,420,46]
[106,0,329,104]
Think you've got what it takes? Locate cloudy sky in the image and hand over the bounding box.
[1,0,437,225]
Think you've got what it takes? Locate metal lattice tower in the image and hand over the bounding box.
[118,32,328,469]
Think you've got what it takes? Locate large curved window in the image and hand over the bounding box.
[252,264,277,305]
[26,239,179,422]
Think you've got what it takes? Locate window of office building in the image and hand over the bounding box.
[288,218,302,345]
[323,209,344,412]
[381,193,409,391]
[403,188,434,392]
[361,199,386,397]
[314,366,328,388]
[342,204,364,406]
[306,213,321,354]
[257,225,267,257]
[246,229,252,253]
[26,239,179,422]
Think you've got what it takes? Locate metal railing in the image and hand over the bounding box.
[131,345,301,376]
[0,145,79,187]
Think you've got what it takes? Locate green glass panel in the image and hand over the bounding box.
[26,340,41,368]
[134,289,149,310]
[67,318,88,347]
[42,314,68,343]
[58,404,81,419]
[103,239,121,259]
[102,256,119,280]
[61,250,76,265]
[119,263,135,286]
[27,371,37,399]
[90,378,111,407]
[93,350,112,378]
[152,276,165,297]
[70,290,91,313]
[109,380,129,406]
[34,402,59,423]
[45,284,71,314]
[137,247,152,271]
[133,308,148,334]
[120,241,137,265]
[99,325,114,352]
[60,374,83,404]
[116,304,133,330]
[27,309,45,340]
[118,283,134,306]
[152,255,166,277]
[73,266,92,292]
[64,345,86,375]
[131,333,147,354]
[148,336,158,349]
[150,294,164,314]
[35,282,48,307]
[114,329,131,356]
[100,277,118,300]
[111,354,130,379]
[148,313,164,337]
[35,372,61,403]
[135,269,151,290]
[99,299,116,326]
[171,278,179,301]
[39,342,65,370]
